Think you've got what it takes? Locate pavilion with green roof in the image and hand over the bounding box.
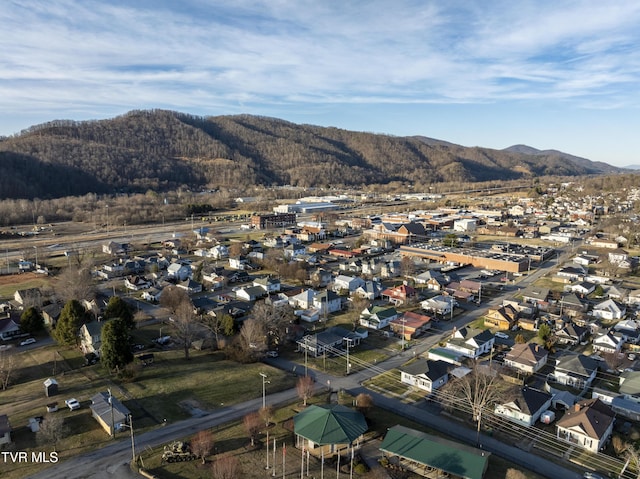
[293,404,368,457]
[380,425,490,479]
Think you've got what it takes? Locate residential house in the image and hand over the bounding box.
[592,331,625,355]
[90,391,131,436]
[102,241,127,256]
[166,262,192,281]
[399,359,450,394]
[548,354,600,391]
[568,282,596,296]
[235,285,266,302]
[0,414,11,446]
[592,299,626,321]
[606,285,628,302]
[253,276,281,294]
[484,304,519,331]
[141,287,163,302]
[380,259,401,278]
[79,321,105,356]
[556,398,615,453]
[289,289,316,310]
[421,295,456,318]
[352,280,383,300]
[309,268,333,288]
[559,293,588,317]
[124,275,152,291]
[177,278,203,295]
[555,265,587,283]
[381,284,417,306]
[359,306,400,330]
[412,270,448,291]
[494,386,552,427]
[283,243,306,259]
[228,256,251,271]
[390,311,432,341]
[520,287,549,308]
[13,288,42,308]
[0,318,21,341]
[503,343,548,375]
[297,327,359,358]
[312,290,342,316]
[555,322,589,346]
[332,275,365,294]
[41,302,62,327]
[445,327,495,359]
[627,290,640,307]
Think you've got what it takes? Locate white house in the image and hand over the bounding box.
[333,275,365,294]
[494,387,552,427]
[556,399,615,453]
[399,359,450,394]
[359,306,400,330]
[592,331,625,355]
[503,343,548,375]
[591,299,626,320]
[444,327,495,359]
[548,354,600,391]
[167,263,192,281]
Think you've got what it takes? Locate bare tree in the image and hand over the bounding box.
[239,318,267,359]
[243,412,261,447]
[348,296,369,331]
[438,363,504,445]
[211,455,240,479]
[54,264,96,304]
[250,301,294,348]
[172,298,200,360]
[623,443,640,479]
[191,430,214,464]
[37,415,67,452]
[296,375,315,406]
[400,256,416,278]
[0,349,17,390]
[159,285,188,314]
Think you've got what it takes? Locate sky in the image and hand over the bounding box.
[1,0,640,167]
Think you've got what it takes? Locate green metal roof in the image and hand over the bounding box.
[293,405,368,445]
[380,425,490,479]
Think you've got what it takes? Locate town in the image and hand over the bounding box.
[1,178,640,479]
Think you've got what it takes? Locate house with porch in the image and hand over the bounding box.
[556,398,615,453]
[359,306,400,330]
[504,343,548,375]
[296,327,359,358]
[484,304,519,331]
[332,275,365,294]
[381,284,417,306]
[444,327,495,359]
[90,391,131,436]
[390,311,432,340]
[79,321,105,356]
[592,299,626,321]
[399,359,450,394]
[548,354,600,392]
[494,386,552,427]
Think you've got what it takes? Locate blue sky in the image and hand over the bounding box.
[2,0,640,166]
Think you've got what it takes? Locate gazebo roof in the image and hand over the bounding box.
[293,405,367,445]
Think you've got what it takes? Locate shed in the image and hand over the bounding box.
[43,378,59,397]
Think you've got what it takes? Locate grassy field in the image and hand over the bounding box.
[0,343,296,479]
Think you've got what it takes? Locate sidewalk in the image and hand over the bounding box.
[359,439,391,479]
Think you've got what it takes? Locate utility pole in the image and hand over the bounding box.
[344,338,353,375]
[260,373,269,410]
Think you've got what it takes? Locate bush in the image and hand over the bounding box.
[354,462,369,474]
[379,457,389,467]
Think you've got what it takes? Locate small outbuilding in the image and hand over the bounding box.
[43,378,59,397]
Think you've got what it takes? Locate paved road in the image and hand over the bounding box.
[26,387,299,479]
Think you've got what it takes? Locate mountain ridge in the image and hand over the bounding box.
[0,109,623,199]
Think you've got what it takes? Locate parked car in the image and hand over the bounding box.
[65,398,81,411]
[495,332,509,340]
[19,337,36,346]
[583,472,605,479]
[266,351,279,358]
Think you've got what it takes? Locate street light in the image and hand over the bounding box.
[260,373,270,410]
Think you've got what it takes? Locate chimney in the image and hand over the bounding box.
[573,403,580,412]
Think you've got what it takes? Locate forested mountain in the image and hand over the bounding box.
[0,109,622,199]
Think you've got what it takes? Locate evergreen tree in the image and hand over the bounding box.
[104,296,135,330]
[20,307,44,335]
[53,300,86,346]
[101,318,133,371]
